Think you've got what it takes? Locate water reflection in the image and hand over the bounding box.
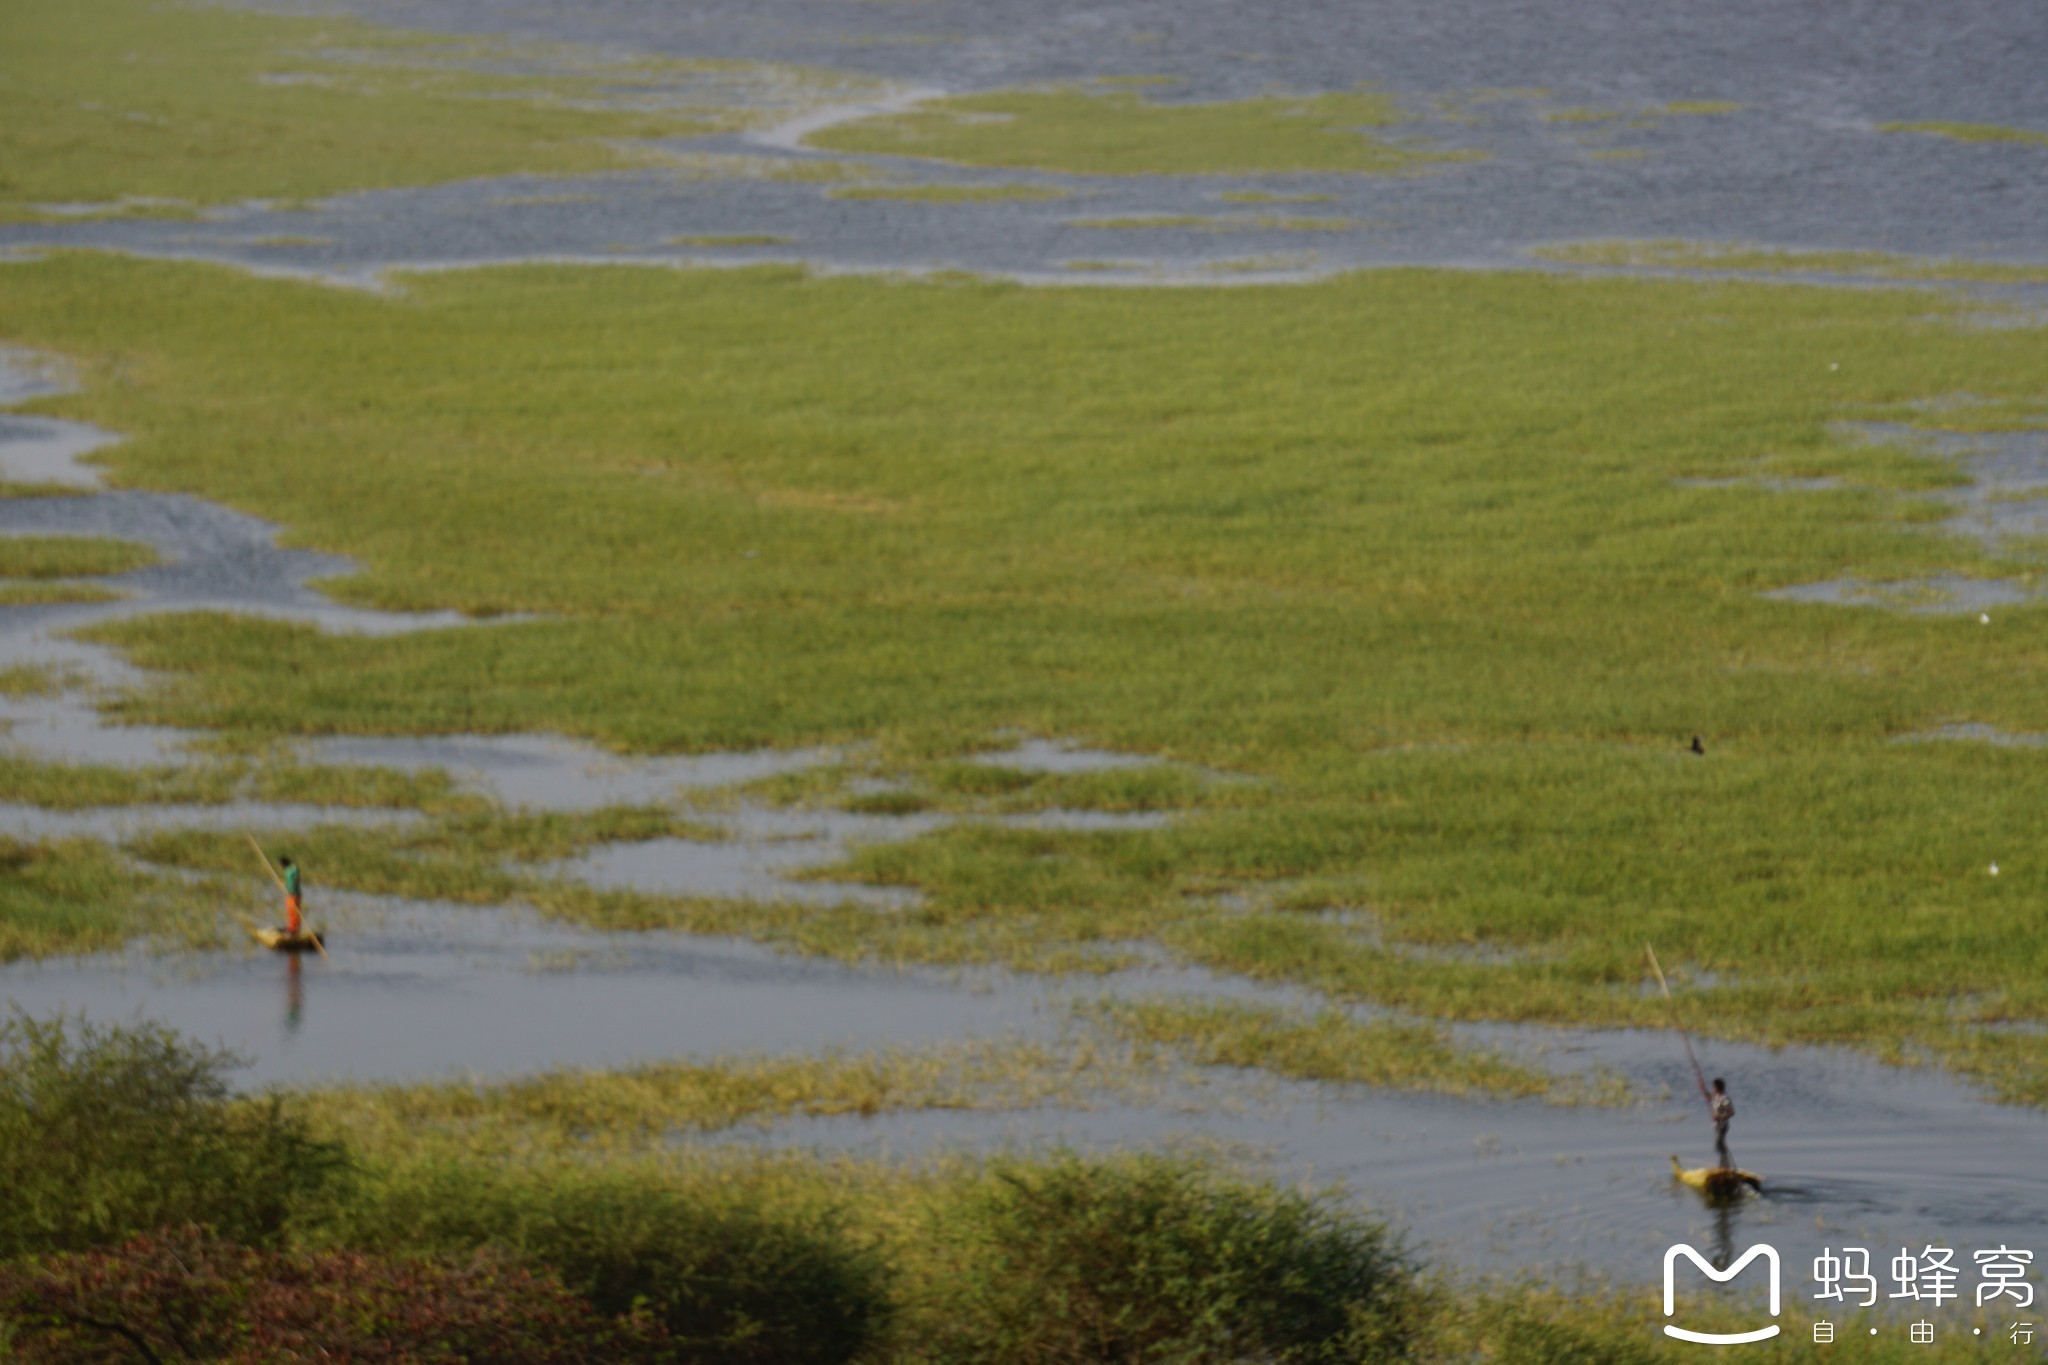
[284,953,304,1035]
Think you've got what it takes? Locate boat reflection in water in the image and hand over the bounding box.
[285,953,304,1035]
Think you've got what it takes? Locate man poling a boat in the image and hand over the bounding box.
[1647,944,1759,1194]
[281,856,303,935]
[244,832,328,957]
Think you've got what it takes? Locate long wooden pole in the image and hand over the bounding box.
[245,832,329,961]
[1646,944,1709,1107]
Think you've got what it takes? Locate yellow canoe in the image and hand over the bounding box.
[1670,1155,1761,1198]
[252,926,325,952]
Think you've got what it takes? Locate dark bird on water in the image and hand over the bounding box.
[1689,735,1705,755]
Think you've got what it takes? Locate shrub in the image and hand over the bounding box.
[323,1158,890,1365]
[0,1224,670,1363]
[904,1152,1420,1364]
[0,1014,346,1257]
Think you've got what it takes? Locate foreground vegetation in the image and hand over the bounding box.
[0,1018,1422,1363]
[0,1016,2012,1362]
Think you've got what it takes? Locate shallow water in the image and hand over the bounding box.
[0,891,1058,1083]
[3,0,2044,290]
[7,875,2045,1286]
[723,1018,2048,1289]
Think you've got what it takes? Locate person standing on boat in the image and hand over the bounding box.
[281,856,303,935]
[1710,1077,1734,1169]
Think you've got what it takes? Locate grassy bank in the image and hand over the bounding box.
[806,85,1467,176]
[1,250,2046,1094]
[0,0,864,221]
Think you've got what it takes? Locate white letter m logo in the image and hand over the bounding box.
[1662,1243,1782,1344]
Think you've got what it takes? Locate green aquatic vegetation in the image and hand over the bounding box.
[0,837,243,961]
[1547,100,1738,125]
[1217,189,1337,204]
[0,580,128,604]
[0,750,460,813]
[123,802,718,903]
[807,86,1467,176]
[1544,107,1625,124]
[0,663,67,698]
[1531,238,2048,284]
[131,823,524,905]
[0,0,854,221]
[1088,997,1556,1099]
[1879,120,2048,149]
[6,255,2048,1094]
[826,183,1070,202]
[0,534,156,578]
[300,1037,1138,1157]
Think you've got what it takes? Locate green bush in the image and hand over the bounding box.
[0,1224,669,1363]
[904,1153,1420,1364]
[322,1158,889,1365]
[1490,1313,1664,1365]
[0,1014,345,1257]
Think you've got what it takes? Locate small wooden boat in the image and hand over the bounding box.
[252,926,325,953]
[1670,1155,1762,1198]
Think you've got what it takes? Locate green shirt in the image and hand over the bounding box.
[284,865,301,897]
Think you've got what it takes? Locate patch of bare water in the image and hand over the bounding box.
[732,1020,2048,1286]
[1763,573,2031,615]
[1764,422,2048,614]
[970,736,1155,773]
[0,891,1051,1084]
[0,890,1299,1084]
[1896,721,2048,749]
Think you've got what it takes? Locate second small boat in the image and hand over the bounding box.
[251,926,326,953]
[1670,1155,1762,1199]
